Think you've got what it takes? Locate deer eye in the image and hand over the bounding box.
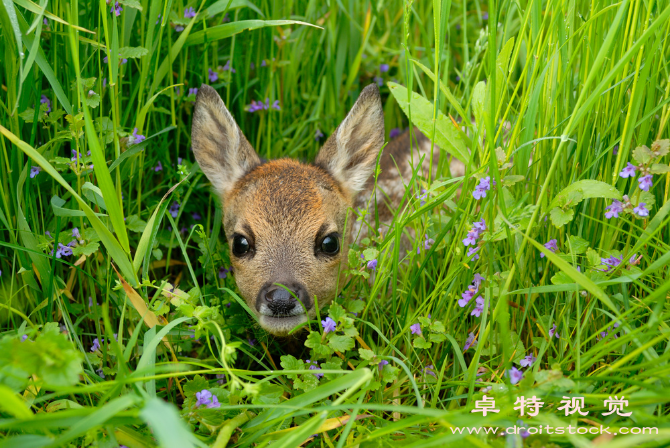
[232,235,251,257]
[320,234,340,255]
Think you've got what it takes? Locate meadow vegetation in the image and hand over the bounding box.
[0,0,669,446]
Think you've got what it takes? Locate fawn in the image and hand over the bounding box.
[191,83,451,336]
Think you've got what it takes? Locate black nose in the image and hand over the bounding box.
[256,282,311,316]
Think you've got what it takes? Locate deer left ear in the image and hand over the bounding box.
[315,84,385,198]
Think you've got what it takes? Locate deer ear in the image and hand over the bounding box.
[315,84,385,198]
[191,85,260,197]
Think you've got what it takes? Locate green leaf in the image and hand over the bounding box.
[632,145,653,165]
[328,302,347,323]
[206,0,264,17]
[125,214,147,233]
[321,359,344,380]
[586,248,601,267]
[328,335,354,352]
[72,241,99,257]
[549,207,574,228]
[471,81,486,131]
[359,348,375,360]
[118,0,142,11]
[362,247,379,261]
[412,336,432,349]
[652,139,669,157]
[388,82,470,167]
[549,180,622,209]
[502,175,525,186]
[183,375,209,397]
[305,331,333,358]
[185,19,320,46]
[119,46,148,59]
[429,333,446,343]
[381,364,399,384]
[140,398,198,448]
[649,163,670,174]
[82,182,107,210]
[567,235,589,254]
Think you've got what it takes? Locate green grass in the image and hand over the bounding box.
[1,0,670,446]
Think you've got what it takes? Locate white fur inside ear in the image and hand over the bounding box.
[191,85,259,197]
[316,84,385,197]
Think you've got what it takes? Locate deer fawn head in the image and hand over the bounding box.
[191,84,384,336]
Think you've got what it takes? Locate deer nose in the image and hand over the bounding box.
[257,282,311,316]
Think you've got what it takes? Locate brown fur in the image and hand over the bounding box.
[191,84,384,336]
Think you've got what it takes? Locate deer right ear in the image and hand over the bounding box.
[191,85,260,197]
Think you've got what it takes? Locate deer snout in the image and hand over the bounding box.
[256,282,311,317]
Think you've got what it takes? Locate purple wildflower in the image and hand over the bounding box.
[548,323,559,339]
[462,230,479,246]
[633,203,649,217]
[619,162,637,178]
[111,2,122,16]
[271,100,281,110]
[473,219,486,232]
[389,128,402,139]
[540,239,558,258]
[248,338,257,346]
[424,365,437,378]
[367,259,377,270]
[192,212,202,220]
[208,68,218,82]
[410,323,422,335]
[322,317,337,333]
[97,369,105,379]
[467,246,480,260]
[21,335,28,342]
[72,227,81,239]
[169,201,180,218]
[379,63,390,73]
[222,60,235,73]
[601,255,622,271]
[175,25,184,32]
[218,266,231,279]
[40,94,51,114]
[184,7,196,18]
[154,161,163,172]
[605,200,624,219]
[638,174,653,191]
[519,354,536,367]
[315,129,324,141]
[628,254,638,265]
[260,59,267,67]
[482,12,489,20]
[131,128,145,145]
[308,364,324,379]
[374,76,383,87]
[206,396,221,408]
[90,338,101,352]
[30,166,41,178]
[188,87,198,96]
[471,296,485,317]
[43,17,48,26]
[473,176,494,200]
[463,332,476,351]
[103,78,107,89]
[195,389,212,407]
[378,360,389,371]
[52,243,73,258]
[508,366,523,384]
[156,13,161,25]
[613,144,619,155]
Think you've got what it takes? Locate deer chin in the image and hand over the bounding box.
[259,313,308,336]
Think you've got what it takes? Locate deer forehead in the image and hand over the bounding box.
[224,159,349,238]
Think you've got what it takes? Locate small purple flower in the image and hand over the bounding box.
[218,266,231,279]
[315,129,324,141]
[131,128,145,145]
[207,395,221,408]
[389,128,402,139]
[463,332,476,351]
[222,60,235,73]
[96,369,105,378]
[482,12,489,20]
[520,429,530,438]
[613,144,619,155]
[619,162,637,178]
[605,199,624,219]
[367,259,377,270]
[260,59,267,67]
[633,202,649,217]
[111,2,122,16]
[638,174,653,191]
[175,25,184,32]
[423,235,435,251]
[548,323,559,339]
[374,76,383,87]
[628,254,638,264]
[216,374,226,385]
[308,364,324,379]
[540,239,558,258]
[467,246,480,260]
[184,7,196,18]
[156,13,161,24]
[271,100,281,111]
[322,317,337,333]
[192,212,202,220]
[379,63,390,73]
[40,94,51,114]
[462,230,479,246]
[473,273,485,288]
[195,389,212,407]
[519,354,536,367]
[154,161,163,172]
[21,335,28,342]
[473,219,486,232]
[208,68,218,82]
[423,365,437,378]
[472,176,494,200]
[410,323,422,335]
[169,201,180,218]
[601,255,622,271]
[459,288,476,307]
[247,338,257,346]
[188,87,198,96]
[72,227,81,239]
[30,166,41,178]
[378,359,389,371]
[90,338,101,352]
[508,366,523,384]
[471,296,485,317]
[43,17,48,26]
[52,243,73,258]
